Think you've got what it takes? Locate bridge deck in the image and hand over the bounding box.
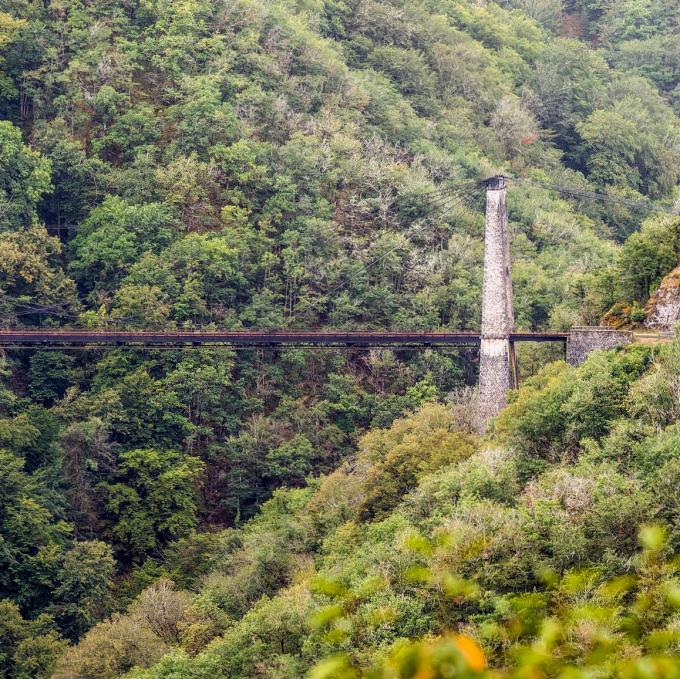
[0,330,569,347]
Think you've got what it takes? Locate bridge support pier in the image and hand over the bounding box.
[477,176,517,431]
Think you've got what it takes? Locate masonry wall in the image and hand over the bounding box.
[478,338,512,424]
[478,178,515,431]
[566,327,633,366]
[479,180,513,338]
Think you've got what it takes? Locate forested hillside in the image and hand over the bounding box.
[0,0,679,676]
[49,340,680,678]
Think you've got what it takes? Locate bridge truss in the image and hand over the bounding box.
[0,330,569,349]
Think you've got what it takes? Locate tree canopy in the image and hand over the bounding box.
[0,0,679,676]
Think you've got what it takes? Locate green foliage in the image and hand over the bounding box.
[99,449,205,560]
[28,352,79,404]
[162,530,238,590]
[45,341,680,678]
[264,434,315,486]
[0,226,79,323]
[493,346,652,459]
[70,197,180,294]
[356,403,478,519]
[577,79,680,197]
[309,526,680,679]
[615,217,680,302]
[0,599,66,679]
[1,0,680,674]
[5,0,676,337]
[0,121,51,230]
[52,541,115,640]
[0,447,71,613]
[578,109,645,189]
[52,611,170,679]
[527,39,609,155]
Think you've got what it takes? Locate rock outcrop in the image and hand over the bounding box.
[645,265,680,329]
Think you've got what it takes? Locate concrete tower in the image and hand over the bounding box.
[477,176,517,430]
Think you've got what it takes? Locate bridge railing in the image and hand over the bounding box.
[0,329,569,347]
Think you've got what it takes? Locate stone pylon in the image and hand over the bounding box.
[477,176,517,431]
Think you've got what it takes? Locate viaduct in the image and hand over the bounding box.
[476,176,631,427]
[0,177,632,430]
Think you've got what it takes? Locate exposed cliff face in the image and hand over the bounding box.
[645,265,680,329]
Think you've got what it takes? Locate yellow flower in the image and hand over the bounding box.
[413,666,435,679]
[451,634,487,672]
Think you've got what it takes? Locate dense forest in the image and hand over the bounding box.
[0,0,679,676]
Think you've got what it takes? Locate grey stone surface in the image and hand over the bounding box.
[475,178,631,429]
[478,338,512,426]
[566,327,633,366]
[478,178,516,431]
[644,266,680,330]
[480,178,513,338]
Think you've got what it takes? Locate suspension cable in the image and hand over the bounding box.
[515,177,678,215]
[290,183,481,320]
